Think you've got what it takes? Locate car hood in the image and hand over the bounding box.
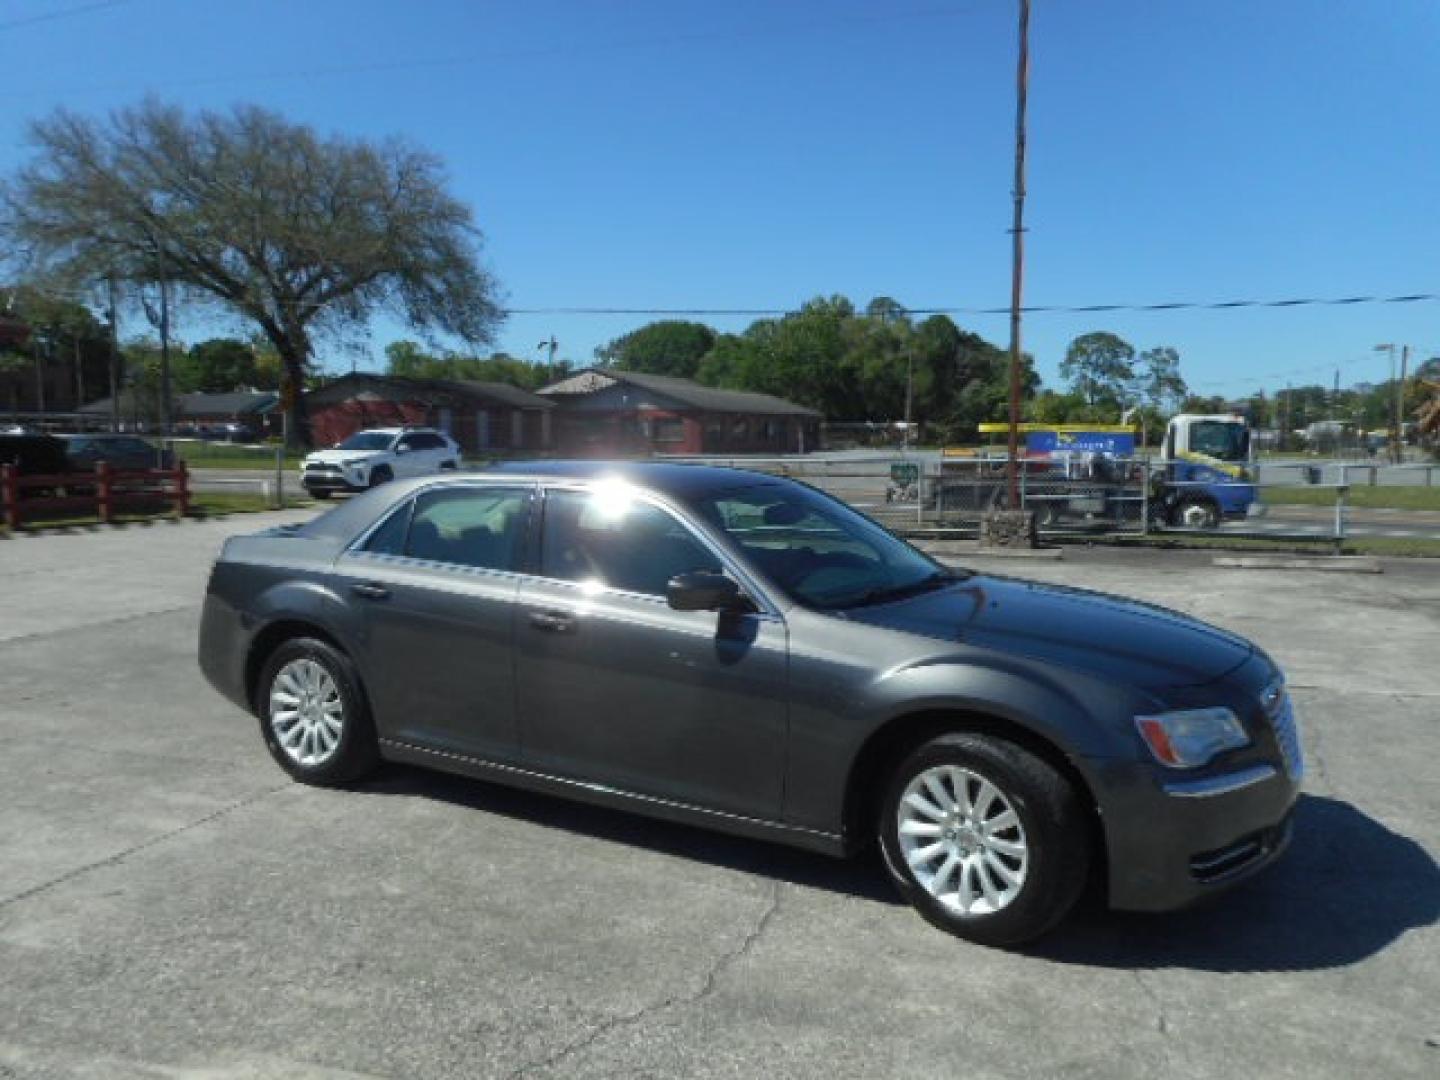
[844,573,1253,690]
[304,449,380,467]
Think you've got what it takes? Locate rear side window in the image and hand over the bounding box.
[363,501,413,555]
[365,487,530,571]
[540,487,720,596]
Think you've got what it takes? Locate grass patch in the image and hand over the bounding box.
[5,491,315,533]
[1261,485,1440,511]
[1065,532,1440,558]
[172,441,305,470]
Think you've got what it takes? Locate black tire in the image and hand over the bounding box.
[255,636,379,785]
[878,732,1091,947]
[440,460,458,471]
[1170,496,1219,529]
[309,489,332,500]
[368,465,394,488]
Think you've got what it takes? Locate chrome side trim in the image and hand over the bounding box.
[379,738,840,843]
[1163,763,1278,798]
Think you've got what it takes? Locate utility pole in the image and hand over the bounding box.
[1395,344,1409,463]
[904,346,915,454]
[537,335,558,373]
[106,275,122,433]
[157,267,173,439]
[1005,0,1031,510]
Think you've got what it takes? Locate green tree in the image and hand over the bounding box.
[188,338,258,393]
[1133,346,1187,415]
[4,101,503,445]
[596,320,716,378]
[1061,332,1136,410]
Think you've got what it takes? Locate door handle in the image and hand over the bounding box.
[351,582,391,601]
[528,609,575,633]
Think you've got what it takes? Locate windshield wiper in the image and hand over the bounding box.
[835,569,966,610]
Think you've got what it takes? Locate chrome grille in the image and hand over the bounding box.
[1270,691,1303,781]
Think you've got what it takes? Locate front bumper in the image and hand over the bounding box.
[1089,754,1300,911]
[301,469,368,493]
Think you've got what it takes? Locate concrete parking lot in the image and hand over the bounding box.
[1,514,1436,1079]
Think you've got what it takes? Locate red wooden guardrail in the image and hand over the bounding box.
[0,461,189,530]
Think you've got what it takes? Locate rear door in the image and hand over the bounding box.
[333,482,534,760]
[513,483,789,820]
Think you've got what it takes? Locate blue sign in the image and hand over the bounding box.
[1026,430,1136,455]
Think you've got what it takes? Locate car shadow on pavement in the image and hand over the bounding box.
[358,763,904,906]
[1029,794,1439,972]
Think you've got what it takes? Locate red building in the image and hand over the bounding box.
[537,368,821,456]
[304,374,555,454]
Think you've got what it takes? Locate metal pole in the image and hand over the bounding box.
[1005,0,1031,511]
[904,347,914,454]
[105,277,123,433]
[157,262,173,442]
[1395,345,1409,463]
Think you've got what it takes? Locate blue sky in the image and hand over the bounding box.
[3,0,1438,398]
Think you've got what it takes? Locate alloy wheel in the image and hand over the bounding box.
[896,765,1029,916]
[268,658,345,768]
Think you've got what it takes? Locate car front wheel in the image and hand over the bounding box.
[878,732,1091,947]
[257,637,378,785]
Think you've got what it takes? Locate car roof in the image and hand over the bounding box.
[296,460,788,544]
[489,459,786,499]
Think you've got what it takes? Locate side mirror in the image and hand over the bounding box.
[666,571,751,613]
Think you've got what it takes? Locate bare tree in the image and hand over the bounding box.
[2,100,503,443]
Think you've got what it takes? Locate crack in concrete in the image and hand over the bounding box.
[0,783,291,911]
[0,604,193,649]
[1130,970,1171,1037]
[505,880,783,1079]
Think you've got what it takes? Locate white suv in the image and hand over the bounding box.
[301,427,461,498]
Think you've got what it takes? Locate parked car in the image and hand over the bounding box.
[59,434,173,472]
[0,433,72,492]
[199,462,1301,946]
[299,427,461,498]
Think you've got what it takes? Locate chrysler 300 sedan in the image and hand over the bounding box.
[199,462,1301,945]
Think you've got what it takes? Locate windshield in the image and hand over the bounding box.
[1188,421,1249,462]
[691,482,961,610]
[336,432,394,451]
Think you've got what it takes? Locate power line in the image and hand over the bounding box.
[0,0,136,31]
[502,292,1440,317]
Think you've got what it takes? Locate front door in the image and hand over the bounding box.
[335,483,534,760]
[514,485,789,820]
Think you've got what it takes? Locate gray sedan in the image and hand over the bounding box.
[199,462,1301,945]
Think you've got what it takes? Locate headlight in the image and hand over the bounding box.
[1135,707,1249,769]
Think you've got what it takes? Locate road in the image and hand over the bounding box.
[0,514,1436,1078]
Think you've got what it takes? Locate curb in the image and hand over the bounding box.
[919,541,1065,560]
[1211,555,1383,573]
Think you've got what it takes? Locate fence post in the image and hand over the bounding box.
[175,461,190,519]
[1141,458,1151,534]
[97,461,112,524]
[1333,484,1348,556]
[1,463,18,531]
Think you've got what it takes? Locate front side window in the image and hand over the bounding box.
[364,487,529,571]
[1188,422,1248,462]
[540,486,721,597]
[692,483,951,610]
[338,432,395,451]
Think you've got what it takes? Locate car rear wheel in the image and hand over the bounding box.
[257,637,378,785]
[310,489,332,500]
[878,732,1091,946]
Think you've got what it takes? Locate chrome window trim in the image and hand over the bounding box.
[1162,764,1278,799]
